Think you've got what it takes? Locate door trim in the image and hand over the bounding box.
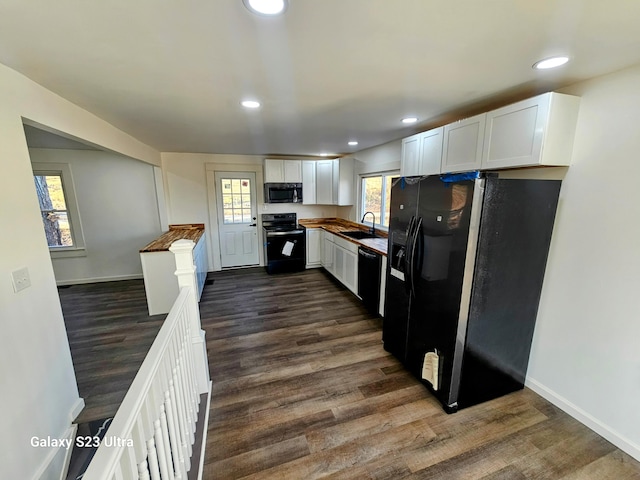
[205,162,265,271]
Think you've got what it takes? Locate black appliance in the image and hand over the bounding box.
[358,246,382,315]
[264,183,303,203]
[383,172,561,413]
[262,213,305,274]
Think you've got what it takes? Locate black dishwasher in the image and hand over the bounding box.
[358,246,382,315]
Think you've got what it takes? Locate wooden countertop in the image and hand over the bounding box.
[140,224,205,252]
[299,218,388,256]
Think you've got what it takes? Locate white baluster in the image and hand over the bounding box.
[138,459,151,480]
[154,417,171,480]
[167,385,187,479]
[159,403,176,480]
[172,368,192,471]
[146,437,161,480]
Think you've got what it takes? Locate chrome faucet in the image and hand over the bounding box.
[361,211,376,235]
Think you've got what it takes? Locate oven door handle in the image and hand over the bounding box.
[265,230,304,236]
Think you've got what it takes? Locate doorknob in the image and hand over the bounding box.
[249,223,257,227]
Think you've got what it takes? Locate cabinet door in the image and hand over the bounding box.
[342,248,358,294]
[482,95,547,170]
[401,134,421,177]
[264,159,284,183]
[322,237,334,273]
[442,113,486,173]
[306,229,322,267]
[284,160,302,182]
[334,245,345,283]
[419,127,444,175]
[316,160,334,205]
[302,161,316,204]
[336,157,354,206]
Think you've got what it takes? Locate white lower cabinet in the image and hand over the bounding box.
[332,235,359,295]
[306,228,322,268]
[322,231,335,275]
[320,231,358,295]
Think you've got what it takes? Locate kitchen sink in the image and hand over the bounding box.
[340,230,379,240]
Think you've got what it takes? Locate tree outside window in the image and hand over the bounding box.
[32,163,85,256]
[361,174,398,227]
[34,174,74,247]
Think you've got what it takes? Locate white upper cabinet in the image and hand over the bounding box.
[283,160,302,182]
[419,127,444,175]
[302,160,317,204]
[334,157,354,206]
[481,92,580,170]
[315,157,354,205]
[264,159,302,183]
[442,113,486,173]
[401,127,443,177]
[315,160,334,205]
[401,133,421,177]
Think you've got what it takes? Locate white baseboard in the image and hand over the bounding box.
[31,424,77,480]
[525,377,640,461]
[56,273,143,286]
[197,381,213,480]
[59,424,78,480]
[69,397,85,422]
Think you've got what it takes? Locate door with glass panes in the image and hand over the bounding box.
[215,172,259,267]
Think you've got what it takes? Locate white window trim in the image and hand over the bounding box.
[32,162,87,258]
[358,170,400,231]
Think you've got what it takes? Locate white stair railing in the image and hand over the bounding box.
[82,239,211,480]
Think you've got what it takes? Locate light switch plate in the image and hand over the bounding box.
[11,267,31,293]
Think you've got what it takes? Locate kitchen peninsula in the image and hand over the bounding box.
[139,224,208,315]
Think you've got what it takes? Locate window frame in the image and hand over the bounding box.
[359,171,399,230]
[32,162,86,258]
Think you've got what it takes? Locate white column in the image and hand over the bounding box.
[169,239,210,394]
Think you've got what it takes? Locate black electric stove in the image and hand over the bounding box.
[262,213,306,274]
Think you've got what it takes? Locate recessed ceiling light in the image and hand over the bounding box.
[348,141,359,146]
[402,117,418,124]
[533,56,570,70]
[241,100,261,109]
[243,0,287,16]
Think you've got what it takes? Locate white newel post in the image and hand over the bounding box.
[169,239,211,394]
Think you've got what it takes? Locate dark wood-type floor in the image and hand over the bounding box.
[59,280,166,423]
[60,268,640,479]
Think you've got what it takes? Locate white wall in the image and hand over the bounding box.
[0,62,159,480]
[162,153,339,271]
[29,149,163,285]
[526,65,640,460]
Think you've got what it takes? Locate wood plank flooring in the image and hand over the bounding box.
[59,280,166,423]
[60,268,640,479]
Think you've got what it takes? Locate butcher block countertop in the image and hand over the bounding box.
[140,224,205,253]
[299,218,388,256]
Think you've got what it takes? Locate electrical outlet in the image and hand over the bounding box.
[11,267,31,293]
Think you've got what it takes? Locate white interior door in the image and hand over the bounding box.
[215,172,259,268]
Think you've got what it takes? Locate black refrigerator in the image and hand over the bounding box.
[383,172,561,413]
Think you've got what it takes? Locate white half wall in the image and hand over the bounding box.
[526,65,640,460]
[0,62,159,480]
[29,149,163,285]
[162,153,339,271]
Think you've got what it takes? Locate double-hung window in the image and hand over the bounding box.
[32,162,85,257]
[360,173,399,228]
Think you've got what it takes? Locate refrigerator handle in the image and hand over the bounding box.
[410,217,423,296]
[404,216,416,294]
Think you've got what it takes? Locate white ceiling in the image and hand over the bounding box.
[2,0,640,157]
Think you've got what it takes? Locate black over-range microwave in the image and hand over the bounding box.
[264,183,303,203]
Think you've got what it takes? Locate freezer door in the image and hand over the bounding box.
[404,176,482,410]
[382,178,419,359]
